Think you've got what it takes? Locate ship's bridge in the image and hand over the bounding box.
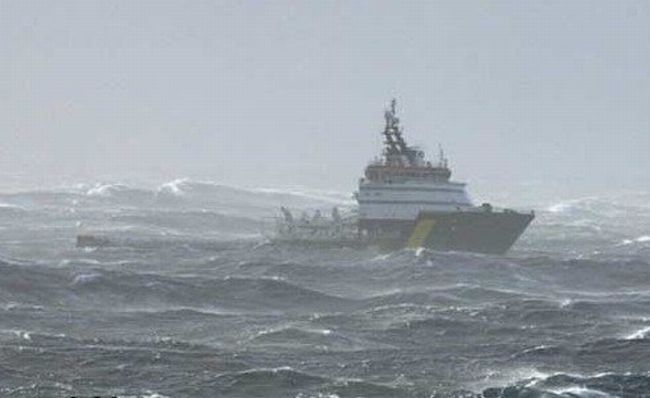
[357,99,473,221]
[364,163,452,183]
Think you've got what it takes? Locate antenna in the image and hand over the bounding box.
[388,99,406,150]
[382,100,400,156]
[380,98,418,166]
[438,144,448,168]
[383,110,399,155]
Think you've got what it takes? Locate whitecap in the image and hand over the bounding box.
[518,345,550,356]
[470,367,551,392]
[157,178,188,196]
[118,392,171,398]
[620,235,650,246]
[262,275,286,281]
[86,183,126,197]
[60,258,102,267]
[371,253,391,262]
[0,202,25,211]
[71,272,102,285]
[548,386,616,398]
[547,201,575,213]
[624,326,650,340]
[2,302,43,312]
[13,330,31,341]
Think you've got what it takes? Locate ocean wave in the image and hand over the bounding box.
[623,326,650,340]
[481,372,650,398]
[155,178,350,203]
[66,271,354,311]
[0,302,44,312]
[572,336,650,370]
[71,272,103,285]
[2,187,650,398]
[156,178,348,204]
[157,178,188,196]
[212,366,328,390]
[545,195,650,217]
[117,393,171,398]
[0,202,27,211]
[365,284,532,309]
[0,329,67,344]
[212,367,406,398]
[75,233,258,251]
[0,261,349,311]
[211,276,354,311]
[0,328,215,354]
[620,235,650,246]
[86,183,134,197]
[1,179,353,221]
[252,326,334,339]
[119,306,236,318]
[109,209,263,235]
[81,183,156,208]
[547,202,573,214]
[0,191,81,213]
[545,197,612,216]
[242,325,367,351]
[252,186,354,205]
[1,382,76,398]
[386,315,477,335]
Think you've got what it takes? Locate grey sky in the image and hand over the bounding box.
[1,0,648,195]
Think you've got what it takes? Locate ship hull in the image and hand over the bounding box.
[360,210,534,255]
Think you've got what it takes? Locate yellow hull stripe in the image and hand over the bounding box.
[407,219,436,248]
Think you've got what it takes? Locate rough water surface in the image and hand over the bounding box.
[1,179,649,398]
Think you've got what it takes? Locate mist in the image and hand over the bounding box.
[2,0,648,197]
[4,3,650,396]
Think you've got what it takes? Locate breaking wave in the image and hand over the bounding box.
[480,372,650,398]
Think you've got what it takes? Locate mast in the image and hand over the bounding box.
[438,144,448,168]
[390,99,407,152]
[381,99,417,165]
[366,99,453,182]
[382,107,400,156]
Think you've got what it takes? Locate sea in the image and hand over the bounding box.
[1,178,649,398]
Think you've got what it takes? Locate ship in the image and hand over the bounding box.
[274,99,534,254]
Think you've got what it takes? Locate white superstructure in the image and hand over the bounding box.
[357,99,473,222]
